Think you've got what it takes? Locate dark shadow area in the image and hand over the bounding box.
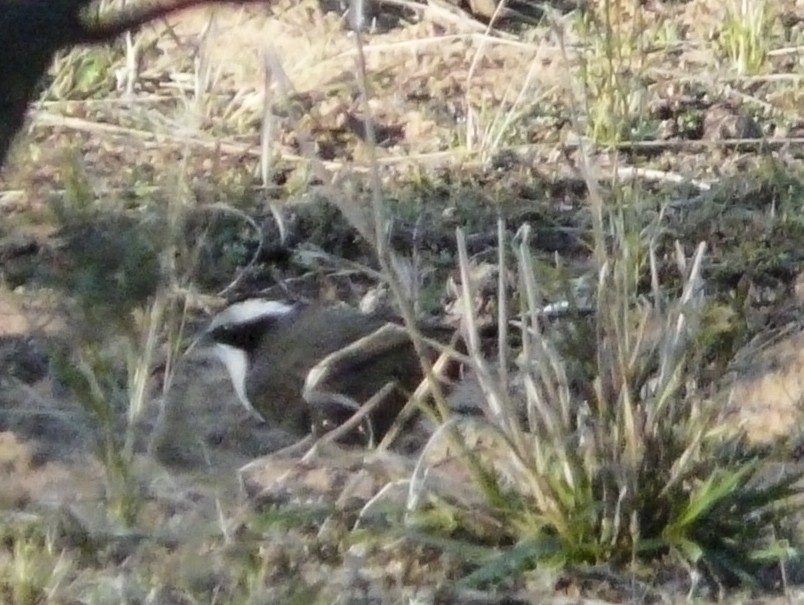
[0,0,272,170]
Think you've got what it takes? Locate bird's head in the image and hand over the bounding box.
[204,299,296,353]
[198,299,297,420]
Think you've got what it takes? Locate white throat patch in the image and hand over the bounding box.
[212,343,265,421]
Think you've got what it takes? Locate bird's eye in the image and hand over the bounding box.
[209,325,230,340]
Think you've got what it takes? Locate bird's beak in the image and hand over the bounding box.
[186,329,214,356]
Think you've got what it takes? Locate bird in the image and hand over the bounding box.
[0,0,272,170]
[200,298,456,444]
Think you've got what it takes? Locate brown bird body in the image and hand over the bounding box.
[204,300,453,443]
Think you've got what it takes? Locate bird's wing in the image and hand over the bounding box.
[302,323,412,396]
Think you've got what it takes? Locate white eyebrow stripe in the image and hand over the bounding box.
[208,299,294,330]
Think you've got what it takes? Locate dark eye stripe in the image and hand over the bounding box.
[207,314,287,353]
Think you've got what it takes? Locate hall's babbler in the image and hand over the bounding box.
[202,299,455,444]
